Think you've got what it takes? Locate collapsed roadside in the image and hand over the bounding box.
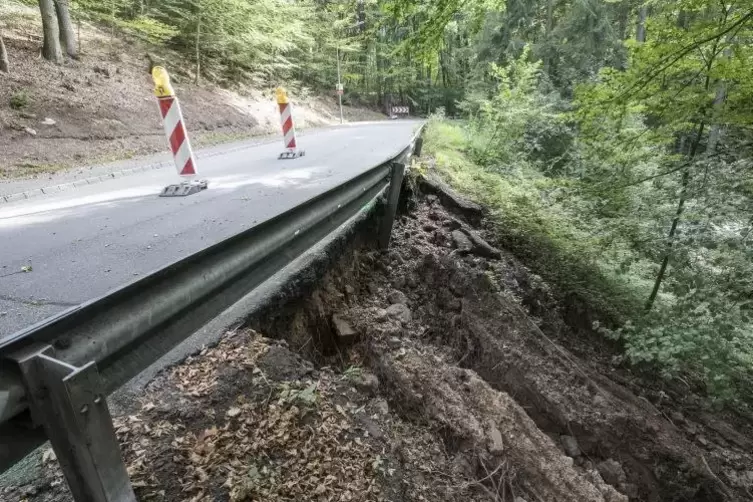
[4,168,752,501]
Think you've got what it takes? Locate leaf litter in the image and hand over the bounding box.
[3,332,491,502]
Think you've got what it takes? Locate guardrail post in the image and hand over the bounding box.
[379,161,406,249]
[414,137,424,157]
[8,345,136,502]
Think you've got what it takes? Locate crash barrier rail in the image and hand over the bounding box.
[0,124,425,501]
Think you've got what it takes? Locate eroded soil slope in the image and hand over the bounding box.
[251,178,753,501]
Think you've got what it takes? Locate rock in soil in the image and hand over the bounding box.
[464,229,502,259]
[419,173,484,225]
[560,435,582,457]
[353,371,380,394]
[452,229,473,253]
[332,312,359,343]
[597,459,627,487]
[385,303,412,324]
[373,398,390,415]
[387,289,408,305]
[486,420,505,454]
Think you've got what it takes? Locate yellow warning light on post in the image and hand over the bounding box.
[152,66,175,98]
[276,87,289,105]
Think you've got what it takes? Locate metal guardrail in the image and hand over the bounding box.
[0,124,424,500]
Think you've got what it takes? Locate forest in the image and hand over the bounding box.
[3,0,753,409]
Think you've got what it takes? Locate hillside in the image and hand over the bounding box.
[0,1,384,179]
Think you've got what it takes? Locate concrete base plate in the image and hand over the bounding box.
[279,150,306,160]
[160,180,209,197]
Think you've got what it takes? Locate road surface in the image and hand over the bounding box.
[0,120,421,337]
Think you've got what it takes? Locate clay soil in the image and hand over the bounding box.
[3,177,753,502]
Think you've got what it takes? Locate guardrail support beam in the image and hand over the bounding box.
[379,161,406,249]
[8,345,136,502]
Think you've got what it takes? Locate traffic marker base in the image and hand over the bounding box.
[159,179,208,197]
[278,149,306,160]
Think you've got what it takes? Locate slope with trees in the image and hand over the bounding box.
[398,0,753,409]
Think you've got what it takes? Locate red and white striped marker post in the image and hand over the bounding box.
[276,87,305,160]
[152,66,207,197]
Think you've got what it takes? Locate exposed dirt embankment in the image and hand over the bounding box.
[0,1,384,179]
[249,177,753,501]
[4,175,753,502]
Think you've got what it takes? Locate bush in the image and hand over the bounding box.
[522,113,576,174]
[426,49,753,409]
[10,90,29,110]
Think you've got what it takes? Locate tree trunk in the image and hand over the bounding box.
[636,5,648,42]
[645,122,705,311]
[707,84,727,153]
[708,7,734,154]
[543,0,555,74]
[39,0,63,63]
[618,4,629,40]
[110,0,115,51]
[194,15,201,84]
[53,0,76,58]
[0,28,9,73]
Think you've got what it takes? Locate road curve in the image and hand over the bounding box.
[0,120,421,337]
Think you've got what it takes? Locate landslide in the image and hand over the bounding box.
[4,175,753,502]
[250,176,753,502]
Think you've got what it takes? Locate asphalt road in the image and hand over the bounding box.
[0,120,421,338]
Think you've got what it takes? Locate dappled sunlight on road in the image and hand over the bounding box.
[208,166,333,190]
[0,187,159,223]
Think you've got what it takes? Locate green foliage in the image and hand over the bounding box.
[115,16,178,44]
[343,365,363,381]
[278,382,319,407]
[424,118,641,325]
[460,48,575,172]
[9,90,29,110]
[65,0,469,109]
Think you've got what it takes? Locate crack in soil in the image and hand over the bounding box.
[0,293,78,308]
